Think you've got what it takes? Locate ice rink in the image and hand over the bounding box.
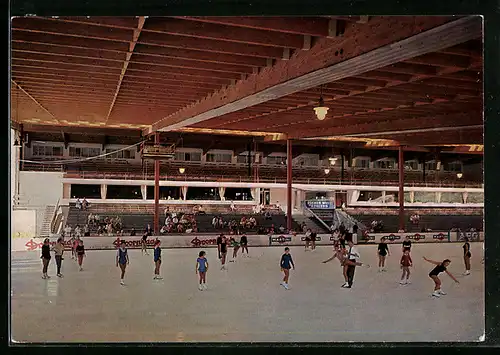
[10,242,484,343]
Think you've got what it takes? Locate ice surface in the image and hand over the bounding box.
[10,243,484,343]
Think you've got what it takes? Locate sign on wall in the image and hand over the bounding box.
[305,200,335,209]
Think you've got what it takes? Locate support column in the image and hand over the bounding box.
[100,184,107,200]
[398,145,405,231]
[141,185,147,200]
[340,152,345,183]
[422,154,426,183]
[154,133,160,236]
[286,139,293,231]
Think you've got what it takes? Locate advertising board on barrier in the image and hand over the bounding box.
[360,232,451,244]
[455,231,484,242]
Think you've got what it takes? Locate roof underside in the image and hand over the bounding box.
[10,15,483,148]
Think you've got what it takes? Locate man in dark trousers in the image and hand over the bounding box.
[216,234,223,259]
[344,238,360,288]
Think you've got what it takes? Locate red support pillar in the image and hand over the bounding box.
[287,139,293,231]
[398,145,405,231]
[154,133,160,235]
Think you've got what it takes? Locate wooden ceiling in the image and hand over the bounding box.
[10,15,483,147]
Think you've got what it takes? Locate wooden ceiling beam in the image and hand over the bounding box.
[11,80,59,124]
[147,16,480,134]
[290,111,481,139]
[144,17,306,49]
[172,16,332,37]
[137,31,286,59]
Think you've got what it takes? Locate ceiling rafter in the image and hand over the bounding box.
[148,16,480,133]
[11,79,59,124]
[212,61,479,129]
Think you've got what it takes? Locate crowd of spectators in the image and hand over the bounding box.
[161,210,197,234]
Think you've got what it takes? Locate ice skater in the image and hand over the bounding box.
[141,233,149,256]
[41,238,52,279]
[76,239,86,271]
[220,235,228,270]
[462,237,471,275]
[240,234,248,256]
[153,239,162,280]
[400,249,413,285]
[402,235,412,254]
[344,239,361,288]
[196,251,209,290]
[116,240,130,285]
[53,237,65,278]
[377,237,390,272]
[230,237,240,262]
[423,257,459,297]
[71,236,79,260]
[280,247,295,290]
[323,241,368,288]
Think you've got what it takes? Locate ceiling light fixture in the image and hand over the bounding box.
[456,172,463,179]
[179,167,185,174]
[314,85,329,120]
[324,168,330,175]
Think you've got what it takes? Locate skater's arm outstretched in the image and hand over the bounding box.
[445,270,460,283]
[422,257,440,265]
[322,255,337,263]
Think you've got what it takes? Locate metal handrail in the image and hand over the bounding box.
[302,204,332,232]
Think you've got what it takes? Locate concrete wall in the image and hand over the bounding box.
[19,171,63,207]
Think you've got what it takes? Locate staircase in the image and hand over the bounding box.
[39,205,55,237]
[335,209,368,232]
[292,214,329,233]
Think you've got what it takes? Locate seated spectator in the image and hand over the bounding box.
[249,216,257,227]
[230,201,235,212]
[212,216,218,228]
[76,198,82,210]
[198,205,205,215]
[130,227,136,236]
[279,225,285,233]
[64,225,72,238]
[265,211,272,220]
[83,224,90,237]
[106,223,113,236]
[172,216,179,225]
[164,207,170,217]
[97,225,105,236]
[240,216,247,227]
[177,224,184,233]
[82,198,89,210]
[87,213,94,225]
[398,228,405,233]
[160,225,168,234]
[275,201,281,210]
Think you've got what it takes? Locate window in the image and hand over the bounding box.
[32,144,64,157]
[206,153,232,163]
[69,147,100,157]
[266,156,287,165]
[425,162,438,171]
[297,155,319,167]
[237,154,256,164]
[175,151,202,161]
[105,148,135,160]
[374,159,396,169]
[444,161,462,172]
[405,161,419,170]
[354,158,370,168]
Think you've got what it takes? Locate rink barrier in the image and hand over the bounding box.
[14,230,481,252]
[358,231,451,244]
[13,233,347,252]
[453,231,484,242]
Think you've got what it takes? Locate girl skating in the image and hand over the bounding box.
[76,239,85,271]
[116,240,130,285]
[280,247,295,290]
[423,257,459,297]
[462,237,471,275]
[240,234,248,256]
[41,238,51,279]
[400,249,412,285]
[153,239,162,280]
[377,237,390,272]
[53,237,65,278]
[219,235,228,270]
[196,251,209,290]
[229,236,240,262]
[141,233,149,256]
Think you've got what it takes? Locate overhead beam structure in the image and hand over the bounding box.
[147,16,481,134]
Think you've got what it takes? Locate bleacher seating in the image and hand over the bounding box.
[64,202,287,235]
[347,207,483,233]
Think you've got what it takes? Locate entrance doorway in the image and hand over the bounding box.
[335,192,347,208]
[260,189,270,205]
